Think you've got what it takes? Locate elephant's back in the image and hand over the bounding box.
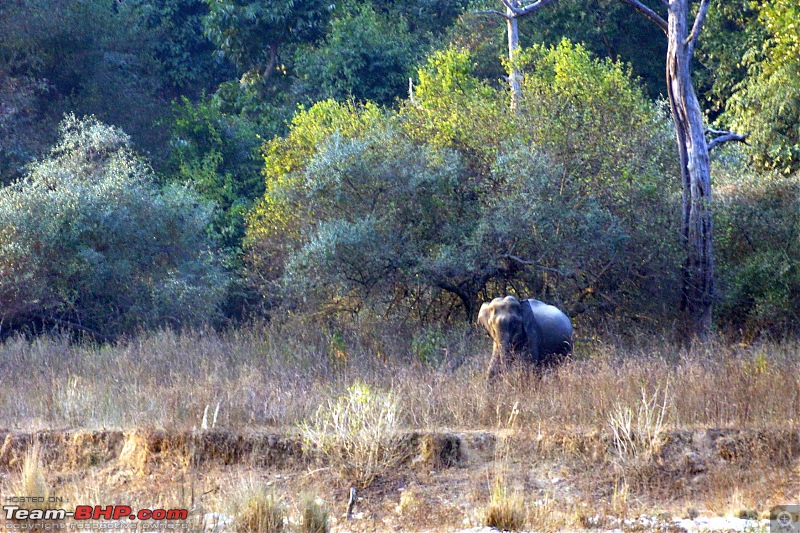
[527,299,573,355]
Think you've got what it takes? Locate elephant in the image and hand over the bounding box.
[478,295,573,379]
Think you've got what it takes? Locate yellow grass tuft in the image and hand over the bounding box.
[229,479,285,533]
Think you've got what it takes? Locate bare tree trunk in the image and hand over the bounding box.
[665,1,713,338]
[476,1,557,112]
[621,0,715,339]
[506,2,522,112]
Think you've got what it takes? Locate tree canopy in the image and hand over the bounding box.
[1,0,800,338]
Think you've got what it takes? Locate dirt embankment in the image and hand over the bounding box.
[1,427,797,472]
[1,427,797,531]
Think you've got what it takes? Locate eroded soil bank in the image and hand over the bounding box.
[0,427,797,531]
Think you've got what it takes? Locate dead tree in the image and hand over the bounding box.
[619,0,745,338]
[477,0,558,111]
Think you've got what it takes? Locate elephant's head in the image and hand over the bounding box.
[478,295,540,379]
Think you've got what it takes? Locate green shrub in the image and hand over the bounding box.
[715,163,800,336]
[0,115,229,339]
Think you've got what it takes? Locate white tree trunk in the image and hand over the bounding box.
[666,0,713,338]
[620,0,713,338]
[507,3,522,112]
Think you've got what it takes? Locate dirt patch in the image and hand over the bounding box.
[0,427,797,531]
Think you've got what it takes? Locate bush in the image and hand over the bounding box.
[299,382,406,488]
[715,161,800,336]
[229,480,285,533]
[0,115,229,339]
[484,484,526,532]
[279,128,470,311]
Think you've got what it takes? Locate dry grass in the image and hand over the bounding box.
[0,319,797,530]
[299,493,330,533]
[229,477,286,532]
[15,441,49,501]
[0,321,799,434]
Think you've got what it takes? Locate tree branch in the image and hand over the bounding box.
[262,43,279,81]
[617,0,668,34]
[684,0,710,57]
[500,0,558,17]
[474,9,511,20]
[706,128,748,152]
[35,314,113,342]
[502,254,574,277]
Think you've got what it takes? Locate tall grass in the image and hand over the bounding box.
[1,320,798,431]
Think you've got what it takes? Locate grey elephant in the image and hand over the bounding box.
[478,295,573,379]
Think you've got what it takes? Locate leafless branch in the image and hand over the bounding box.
[474,9,511,20]
[685,0,710,57]
[502,254,574,277]
[500,0,558,17]
[35,314,113,342]
[706,129,748,152]
[618,0,668,34]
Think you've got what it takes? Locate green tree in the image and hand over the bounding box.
[0,0,174,178]
[246,100,386,298]
[168,96,263,251]
[132,0,235,98]
[401,46,508,181]
[723,0,800,174]
[0,116,229,339]
[694,0,761,120]
[246,43,679,324]
[294,4,417,106]
[201,0,334,134]
[478,41,680,321]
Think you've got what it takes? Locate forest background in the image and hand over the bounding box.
[1,0,799,344]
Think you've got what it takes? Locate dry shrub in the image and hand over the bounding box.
[299,381,408,488]
[16,442,49,500]
[229,479,285,533]
[609,384,671,463]
[6,442,61,531]
[484,483,526,532]
[483,401,527,531]
[300,493,329,533]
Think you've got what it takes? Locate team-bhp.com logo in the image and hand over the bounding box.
[4,505,188,521]
[3,500,189,529]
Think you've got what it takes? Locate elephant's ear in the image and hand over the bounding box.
[519,299,542,362]
[478,302,492,330]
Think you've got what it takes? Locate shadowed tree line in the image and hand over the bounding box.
[0,0,799,340]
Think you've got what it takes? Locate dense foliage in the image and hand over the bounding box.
[0,116,229,339]
[245,43,679,325]
[1,0,799,338]
[715,157,800,336]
